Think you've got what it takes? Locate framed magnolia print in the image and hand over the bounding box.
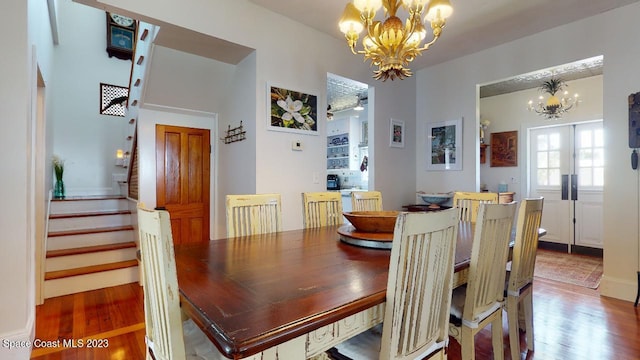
[490,130,518,167]
[268,83,318,135]
[426,119,462,171]
[389,118,405,148]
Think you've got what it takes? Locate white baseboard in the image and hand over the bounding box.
[600,274,637,302]
[0,314,34,359]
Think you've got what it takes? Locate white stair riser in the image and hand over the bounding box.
[47,230,134,251]
[50,198,129,214]
[44,267,139,299]
[46,247,137,272]
[48,214,131,232]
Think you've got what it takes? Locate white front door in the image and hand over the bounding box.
[529,121,604,250]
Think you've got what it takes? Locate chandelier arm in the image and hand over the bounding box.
[415,35,440,52]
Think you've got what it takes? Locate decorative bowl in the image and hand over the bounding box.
[343,211,400,233]
[418,193,452,205]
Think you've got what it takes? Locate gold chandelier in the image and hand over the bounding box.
[339,0,453,81]
[528,77,580,120]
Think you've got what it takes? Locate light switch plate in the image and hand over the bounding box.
[292,140,303,151]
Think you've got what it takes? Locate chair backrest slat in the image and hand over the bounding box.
[137,206,186,360]
[508,197,544,295]
[464,202,517,325]
[380,209,459,359]
[226,194,282,237]
[302,192,343,228]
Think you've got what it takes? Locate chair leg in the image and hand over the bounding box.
[507,296,521,360]
[491,312,505,360]
[461,326,476,360]
[523,292,534,352]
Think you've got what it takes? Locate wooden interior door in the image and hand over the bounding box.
[156,125,210,244]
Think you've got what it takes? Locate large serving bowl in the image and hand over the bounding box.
[418,193,452,206]
[343,211,400,233]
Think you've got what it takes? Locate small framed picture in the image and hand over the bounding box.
[389,118,405,148]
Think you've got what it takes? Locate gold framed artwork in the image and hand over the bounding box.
[490,130,518,167]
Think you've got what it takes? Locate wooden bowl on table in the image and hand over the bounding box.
[342,211,400,233]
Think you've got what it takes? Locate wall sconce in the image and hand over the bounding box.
[115,149,129,167]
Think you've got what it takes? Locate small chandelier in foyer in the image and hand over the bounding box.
[339,0,453,81]
[528,77,580,120]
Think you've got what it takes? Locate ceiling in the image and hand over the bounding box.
[247,0,635,101]
[248,0,638,72]
[327,74,368,112]
[105,0,634,108]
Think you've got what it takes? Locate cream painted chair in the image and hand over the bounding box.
[225,194,282,237]
[351,190,383,211]
[137,206,220,360]
[506,197,544,360]
[452,191,499,223]
[302,192,343,228]
[448,202,517,360]
[331,209,460,360]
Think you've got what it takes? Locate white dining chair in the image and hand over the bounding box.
[351,190,383,211]
[302,192,343,228]
[448,202,517,360]
[330,208,460,360]
[452,191,499,223]
[226,193,282,237]
[506,197,544,360]
[137,205,220,360]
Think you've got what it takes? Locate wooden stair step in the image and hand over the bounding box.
[50,209,131,219]
[48,225,134,238]
[46,241,137,258]
[45,259,138,281]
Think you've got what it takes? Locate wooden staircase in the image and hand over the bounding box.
[44,195,139,299]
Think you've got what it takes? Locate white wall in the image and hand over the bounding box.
[416,4,640,302]
[480,75,604,198]
[0,0,55,358]
[96,0,418,231]
[0,1,31,357]
[215,52,257,238]
[144,45,236,113]
[50,0,130,196]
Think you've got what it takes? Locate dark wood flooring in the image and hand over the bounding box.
[31,274,640,359]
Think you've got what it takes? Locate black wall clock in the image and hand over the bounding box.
[106,12,136,60]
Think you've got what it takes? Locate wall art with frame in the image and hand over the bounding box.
[490,130,518,167]
[426,118,462,171]
[268,83,318,135]
[389,118,405,148]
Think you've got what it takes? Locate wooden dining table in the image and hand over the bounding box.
[173,222,543,360]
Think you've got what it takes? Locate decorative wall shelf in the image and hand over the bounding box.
[480,143,489,164]
[222,121,246,144]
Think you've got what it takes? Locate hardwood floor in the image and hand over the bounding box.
[31,277,639,359]
[31,283,146,360]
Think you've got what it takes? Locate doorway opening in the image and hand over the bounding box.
[326,73,373,212]
[478,56,604,253]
